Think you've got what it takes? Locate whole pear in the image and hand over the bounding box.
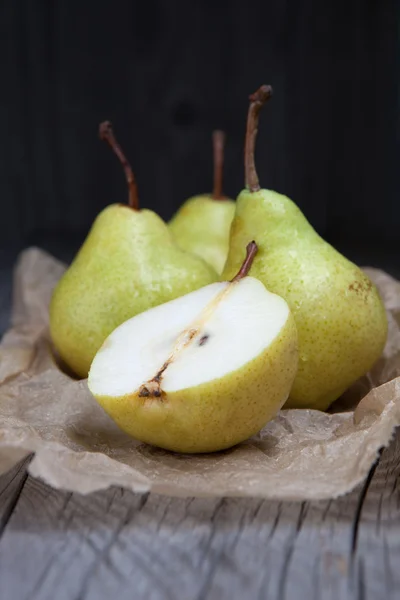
[88,243,298,453]
[222,86,388,411]
[50,122,217,378]
[169,131,235,274]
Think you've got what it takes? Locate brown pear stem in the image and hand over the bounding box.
[244,85,273,192]
[230,241,258,282]
[212,130,225,200]
[99,121,139,210]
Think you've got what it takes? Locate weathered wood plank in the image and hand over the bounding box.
[0,431,397,600]
[351,432,400,600]
[0,457,29,535]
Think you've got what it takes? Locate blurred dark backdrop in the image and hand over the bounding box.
[0,0,399,273]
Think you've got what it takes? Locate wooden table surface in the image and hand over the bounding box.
[0,262,399,600]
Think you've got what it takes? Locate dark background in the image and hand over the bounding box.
[0,0,399,274]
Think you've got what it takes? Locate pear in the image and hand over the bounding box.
[88,242,298,453]
[169,131,236,274]
[50,122,217,379]
[222,86,388,411]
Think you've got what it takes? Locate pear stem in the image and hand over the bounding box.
[99,121,139,210]
[244,85,273,192]
[212,130,225,200]
[230,241,258,282]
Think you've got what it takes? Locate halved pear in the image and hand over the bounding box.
[88,244,298,453]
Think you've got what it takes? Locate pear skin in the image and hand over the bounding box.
[169,131,235,274]
[222,86,387,411]
[170,195,235,273]
[50,205,217,379]
[50,122,217,378]
[222,189,387,410]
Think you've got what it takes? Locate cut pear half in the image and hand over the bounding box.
[88,244,298,453]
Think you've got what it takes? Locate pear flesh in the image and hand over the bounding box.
[50,204,217,379]
[222,189,388,410]
[88,277,298,453]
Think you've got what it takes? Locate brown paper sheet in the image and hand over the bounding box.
[0,247,399,500]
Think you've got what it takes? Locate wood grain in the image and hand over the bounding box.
[0,432,398,600]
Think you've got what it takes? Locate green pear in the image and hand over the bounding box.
[169,131,235,274]
[88,242,298,453]
[50,122,217,379]
[222,86,388,411]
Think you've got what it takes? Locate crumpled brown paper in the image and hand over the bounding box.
[0,247,399,500]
